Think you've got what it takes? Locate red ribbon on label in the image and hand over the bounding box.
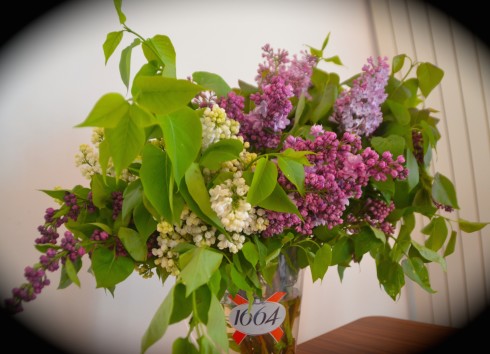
[228,291,286,345]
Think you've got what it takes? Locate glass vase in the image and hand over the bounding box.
[222,248,304,354]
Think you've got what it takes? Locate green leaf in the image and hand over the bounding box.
[134,201,158,242]
[200,139,243,170]
[195,285,212,324]
[184,163,223,228]
[431,172,459,209]
[242,242,259,267]
[443,230,457,257]
[77,93,129,128]
[370,135,405,158]
[387,100,410,125]
[140,144,173,222]
[422,217,448,251]
[133,76,202,115]
[230,264,252,291]
[130,103,158,128]
[417,62,444,97]
[118,227,147,261]
[169,283,192,324]
[113,0,126,24]
[330,237,352,266]
[310,244,332,282]
[58,257,82,289]
[91,248,134,288]
[143,35,176,78]
[192,71,231,98]
[158,107,201,184]
[103,31,124,64]
[247,158,278,205]
[141,286,174,353]
[392,54,406,74]
[377,259,405,300]
[369,226,387,244]
[207,295,229,353]
[172,337,199,354]
[122,180,142,221]
[406,150,419,192]
[324,55,343,65]
[391,214,415,262]
[277,156,305,196]
[411,241,447,271]
[119,38,141,89]
[458,218,489,233]
[105,110,146,177]
[402,257,436,293]
[257,183,300,218]
[179,247,223,296]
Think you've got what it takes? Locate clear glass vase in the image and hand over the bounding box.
[222,248,304,354]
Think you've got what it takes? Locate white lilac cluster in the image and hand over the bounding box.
[75,128,137,182]
[209,172,268,253]
[200,104,240,150]
[152,206,218,274]
[152,220,185,276]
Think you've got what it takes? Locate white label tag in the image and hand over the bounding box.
[229,300,286,335]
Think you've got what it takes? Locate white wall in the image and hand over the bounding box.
[0,1,419,353]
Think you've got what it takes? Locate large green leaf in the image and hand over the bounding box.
[141,286,175,353]
[113,0,126,24]
[130,103,158,128]
[277,156,305,196]
[184,163,223,229]
[417,62,444,97]
[91,247,134,288]
[133,76,202,115]
[421,217,448,251]
[103,31,123,64]
[402,257,436,293]
[58,258,82,289]
[118,227,147,261]
[192,71,231,98]
[310,243,332,282]
[207,295,229,353]
[142,35,176,78]
[432,172,459,209]
[241,242,259,267]
[200,139,243,171]
[390,214,415,262]
[411,241,447,271]
[105,110,146,177]
[376,258,405,300]
[179,247,223,296]
[77,93,129,128]
[134,201,158,242]
[405,150,419,192]
[158,107,201,184]
[119,38,141,89]
[172,337,199,354]
[257,183,300,218]
[247,158,278,205]
[169,283,192,324]
[458,219,489,233]
[122,180,142,221]
[370,135,405,158]
[140,144,173,221]
[387,100,410,125]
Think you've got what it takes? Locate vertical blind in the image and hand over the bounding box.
[369,0,490,328]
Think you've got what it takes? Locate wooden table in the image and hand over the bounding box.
[296,316,459,353]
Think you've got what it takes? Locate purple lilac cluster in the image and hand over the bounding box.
[347,198,396,235]
[112,191,123,220]
[330,56,390,137]
[263,125,407,237]
[220,44,316,152]
[5,232,86,314]
[64,192,80,221]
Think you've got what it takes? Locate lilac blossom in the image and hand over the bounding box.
[263,125,407,237]
[330,56,390,136]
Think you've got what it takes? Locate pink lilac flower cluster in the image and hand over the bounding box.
[263,125,407,237]
[330,56,390,136]
[347,198,396,235]
[4,195,90,314]
[221,44,317,151]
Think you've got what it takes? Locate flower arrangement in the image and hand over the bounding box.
[3,1,488,353]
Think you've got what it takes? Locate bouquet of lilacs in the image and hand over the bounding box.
[3,1,488,353]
